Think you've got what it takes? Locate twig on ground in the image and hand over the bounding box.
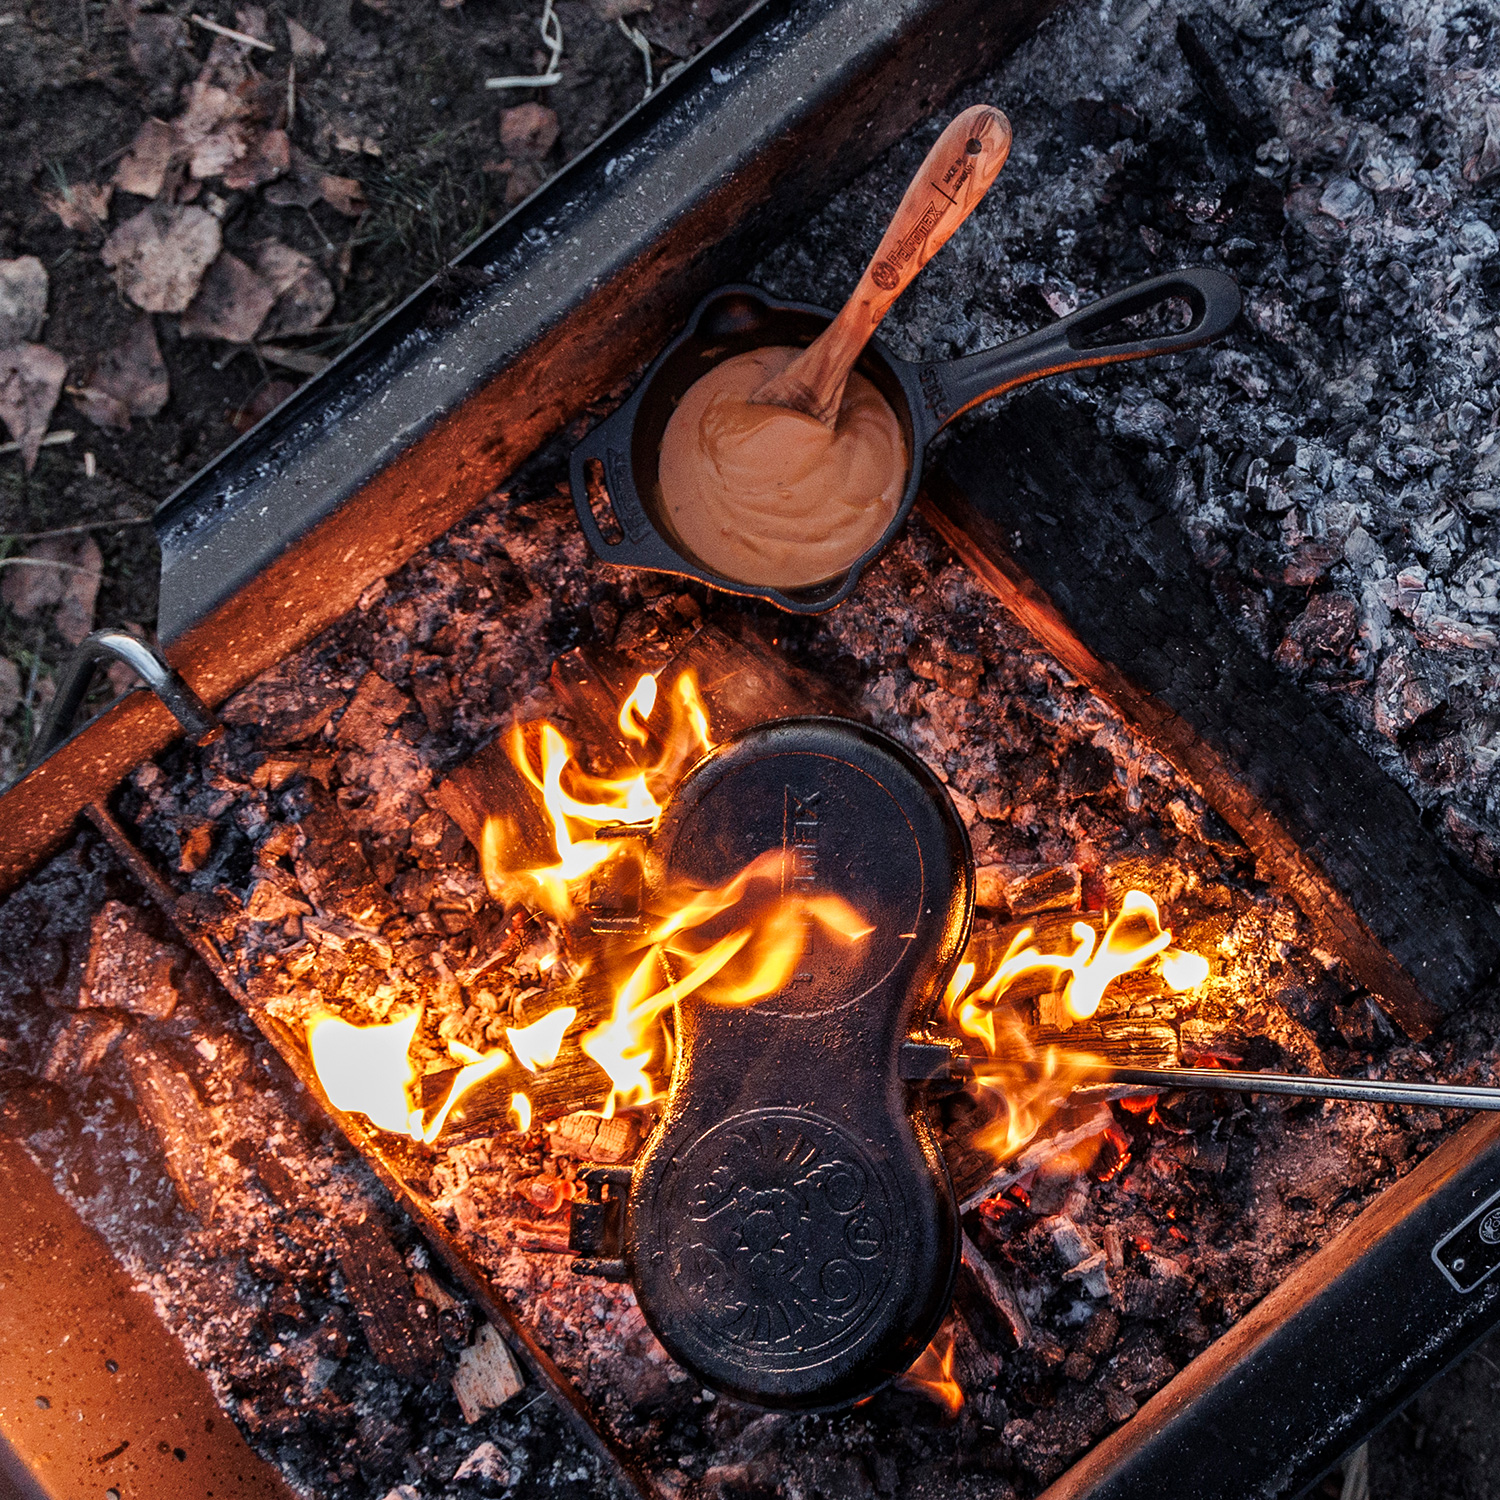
[0,431,74,457]
[618,18,653,99]
[189,12,274,50]
[1,519,152,543]
[486,0,563,87]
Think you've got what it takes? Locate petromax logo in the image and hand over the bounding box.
[1480,1207,1500,1245]
[784,787,821,980]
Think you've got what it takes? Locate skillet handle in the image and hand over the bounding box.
[569,418,686,572]
[918,267,1240,432]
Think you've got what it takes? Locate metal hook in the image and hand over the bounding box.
[27,630,222,773]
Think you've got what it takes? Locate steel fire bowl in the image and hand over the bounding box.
[570,270,1240,613]
[622,718,974,1410]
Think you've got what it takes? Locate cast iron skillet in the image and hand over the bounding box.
[570,267,1241,614]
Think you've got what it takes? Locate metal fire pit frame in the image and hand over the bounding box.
[5,0,1500,1494]
[0,0,1062,897]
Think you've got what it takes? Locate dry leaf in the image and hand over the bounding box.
[190,123,251,180]
[319,175,367,216]
[0,657,19,720]
[0,257,48,346]
[500,103,559,160]
[114,118,179,199]
[42,182,113,236]
[102,203,222,313]
[71,387,132,430]
[222,127,290,191]
[55,537,103,647]
[0,344,67,472]
[180,252,275,343]
[255,240,334,338]
[285,17,325,57]
[0,536,101,647]
[74,315,169,431]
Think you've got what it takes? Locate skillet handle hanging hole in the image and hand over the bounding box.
[1071,292,1194,349]
[584,456,625,546]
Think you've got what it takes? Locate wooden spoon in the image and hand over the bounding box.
[750,103,1012,427]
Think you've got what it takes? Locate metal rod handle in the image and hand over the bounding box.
[1082,1064,1500,1113]
[27,630,222,773]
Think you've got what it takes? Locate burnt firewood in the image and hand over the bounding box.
[546,1109,641,1164]
[79,900,180,1019]
[975,862,1081,916]
[120,1034,222,1221]
[284,780,396,928]
[451,1322,524,1423]
[925,395,1500,1037]
[335,1216,445,1381]
[1174,13,1272,146]
[219,659,350,747]
[675,622,853,736]
[960,1233,1031,1348]
[336,670,411,753]
[420,970,618,1139]
[39,1011,127,1081]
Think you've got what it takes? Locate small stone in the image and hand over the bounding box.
[1458,220,1499,258]
[452,1440,511,1486]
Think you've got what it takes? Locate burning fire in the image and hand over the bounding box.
[897,1327,963,1415]
[580,848,873,1115]
[304,667,876,1136]
[949,890,1209,1161]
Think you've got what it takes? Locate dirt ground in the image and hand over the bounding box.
[0,0,748,785]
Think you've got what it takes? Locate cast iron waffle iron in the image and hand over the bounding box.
[570,718,975,1409]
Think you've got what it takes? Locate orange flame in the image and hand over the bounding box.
[306,1010,421,1136]
[507,1005,577,1071]
[480,670,714,919]
[618,673,658,746]
[949,890,1208,1162]
[897,1327,963,1415]
[581,849,874,1116]
[510,1092,533,1131]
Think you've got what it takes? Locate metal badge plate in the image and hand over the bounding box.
[1432,1185,1500,1293]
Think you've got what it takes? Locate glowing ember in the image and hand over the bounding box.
[306,1010,421,1136]
[507,1005,578,1072]
[897,1327,963,1415]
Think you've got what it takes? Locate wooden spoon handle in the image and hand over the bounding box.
[754,104,1012,425]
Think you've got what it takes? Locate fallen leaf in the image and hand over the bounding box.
[0,344,67,471]
[263,145,324,208]
[73,316,169,431]
[180,252,275,342]
[0,657,19,719]
[1,536,101,647]
[319,174,367,216]
[42,182,113,236]
[102,204,222,313]
[285,17,325,57]
[114,118,179,199]
[0,257,48,347]
[55,537,103,647]
[176,80,241,143]
[500,103,559,159]
[190,123,250,180]
[222,127,290,191]
[255,240,334,338]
